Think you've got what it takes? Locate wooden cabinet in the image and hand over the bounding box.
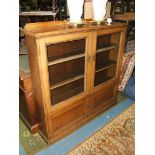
[19,55,39,133]
[23,21,127,143]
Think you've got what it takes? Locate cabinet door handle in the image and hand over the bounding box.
[87,55,91,62]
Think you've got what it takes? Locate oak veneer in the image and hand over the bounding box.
[23,20,127,143]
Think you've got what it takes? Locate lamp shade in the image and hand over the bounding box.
[92,0,108,21]
[67,0,84,23]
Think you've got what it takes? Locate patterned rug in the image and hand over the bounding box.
[118,39,135,92]
[19,119,48,155]
[67,104,135,155]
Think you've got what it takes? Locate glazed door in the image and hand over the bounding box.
[42,32,92,106]
[93,30,121,89]
[90,29,124,111]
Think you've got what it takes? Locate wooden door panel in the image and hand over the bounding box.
[92,85,114,110]
[49,97,88,136]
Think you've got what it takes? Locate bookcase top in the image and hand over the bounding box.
[23,20,127,38]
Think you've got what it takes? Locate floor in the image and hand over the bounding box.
[19,95,134,155]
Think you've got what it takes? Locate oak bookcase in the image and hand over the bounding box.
[23,21,127,143]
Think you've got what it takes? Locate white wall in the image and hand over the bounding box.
[84,1,111,19]
[84,2,93,19]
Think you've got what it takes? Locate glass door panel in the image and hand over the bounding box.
[47,39,85,62]
[50,78,84,105]
[94,32,121,87]
[48,57,85,88]
[47,39,86,105]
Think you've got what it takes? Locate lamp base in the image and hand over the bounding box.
[89,19,107,26]
[66,19,87,28]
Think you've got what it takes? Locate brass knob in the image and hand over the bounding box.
[87,55,91,62]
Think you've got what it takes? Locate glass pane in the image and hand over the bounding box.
[94,65,117,86]
[94,32,120,87]
[47,39,85,62]
[97,33,120,50]
[47,39,86,105]
[48,57,85,88]
[51,78,84,105]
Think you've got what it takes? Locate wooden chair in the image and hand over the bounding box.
[110,0,135,41]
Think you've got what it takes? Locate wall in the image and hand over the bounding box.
[84,0,111,19]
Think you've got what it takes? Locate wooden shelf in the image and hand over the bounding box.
[50,74,84,90]
[95,60,116,73]
[51,79,84,105]
[96,43,118,54]
[48,49,85,62]
[48,53,85,66]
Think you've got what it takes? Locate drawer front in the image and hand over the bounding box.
[92,85,115,110]
[49,97,88,136]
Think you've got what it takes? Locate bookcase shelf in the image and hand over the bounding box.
[50,74,84,90]
[48,53,85,66]
[95,60,117,73]
[51,78,84,105]
[96,43,118,54]
[48,57,85,88]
